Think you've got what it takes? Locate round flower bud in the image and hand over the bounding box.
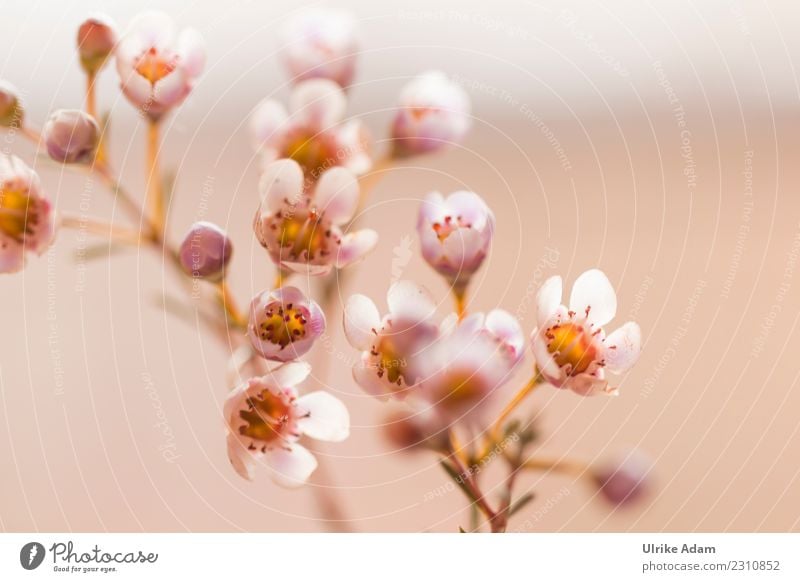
[178,221,233,282]
[42,109,99,164]
[0,80,24,128]
[77,14,117,74]
[593,450,652,506]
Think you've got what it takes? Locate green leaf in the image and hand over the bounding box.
[509,492,536,517]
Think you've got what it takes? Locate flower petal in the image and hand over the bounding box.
[289,78,346,130]
[227,433,256,481]
[353,360,392,400]
[266,443,318,488]
[259,159,304,213]
[314,167,358,224]
[176,28,206,78]
[537,275,562,327]
[250,99,289,149]
[604,322,642,374]
[335,229,378,268]
[569,269,617,327]
[344,294,381,350]
[387,280,436,321]
[531,331,563,384]
[486,309,524,358]
[267,361,311,388]
[296,391,350,442]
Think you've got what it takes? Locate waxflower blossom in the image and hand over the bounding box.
[249,79,371,179]
[280,8,358,88]
[0,80,23,127]
[247,286,325,362]
[344,281,439,400]
[178,221,232,281]
[531,269,642,397]
[391,71,471,157]
[441,308,525,366]
[253,159,378,275]
[42,109,100,164]
[382,406,449,452]
[115,11,205,120]
[593,450,652,506]
[225,362,349,486]
[77,13,117,74]
[418,190,494,293]
[0,155,56,273]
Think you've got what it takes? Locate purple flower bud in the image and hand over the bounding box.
[593,450,652,506]
[0,80,23,128]
[42,109,99,164]
[77,14,117,74]
[178,221,233,281]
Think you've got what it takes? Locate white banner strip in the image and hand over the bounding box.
[1,533,797,580]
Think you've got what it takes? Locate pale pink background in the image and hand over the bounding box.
[1,0,800,532]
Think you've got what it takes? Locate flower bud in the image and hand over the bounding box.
[382,408,449,452]
[77,14,117,74]
[391,71,471,157]
[593,450,652,506]
[42,109,99,164]
[0,80,23,128]
[178,221,233,282]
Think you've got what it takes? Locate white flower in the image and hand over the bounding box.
[441,308,525,366]
[531,269,642,396]
[225,362,349,486]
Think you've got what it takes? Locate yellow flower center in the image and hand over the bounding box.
[0,187,35,242]
[545,322,599,375]
[432,215,471,242]
[257,303,307,348]
[135,47,177,84]
[239,389,292,444]
[285,132,336,178]
[372,337,408,385]
[273,208,335,261]
[435,371,484,411]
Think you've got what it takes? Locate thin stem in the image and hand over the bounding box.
[522,457,589,478]
[453,286,468,321]
[491,374,542,439]
[146,119,164,233]
[61,214,142,245]
[85,71,97,119]
[273,268,290,290]
[217,280,247,329]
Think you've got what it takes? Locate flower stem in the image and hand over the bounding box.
[85,71,97,119]
[146,119,164,234]
[454,286,468,321]
[217,280,247,329]
[61,214,142,245]
[522,457,589,477]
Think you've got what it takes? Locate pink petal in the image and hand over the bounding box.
[530,331,563,384]
[566,373,614,397]
[250,99,289,149]
[0,236,24,273]
[314,167,358,224]
[485,309,524,357]
[227,433,257,481]
[387,280,436,321]
[289,78,346,130]
[353,360,392,400]
[537,275,562,327]
[343,294,381,350]
[266,443,318,487]
[604,322,642,374]
[176,28,205,78]
[569,269,617,327]
[267,361,311,388]
[296,391,350,442]
[445,191,492,230]
[259,159,304,213]
[441,227,485,273]
[335,229,378,268]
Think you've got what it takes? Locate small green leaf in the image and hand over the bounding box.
[509,492,536,517]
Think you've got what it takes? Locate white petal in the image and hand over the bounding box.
[439,312,459,337]
[250,99,289,149]
[289,78,346,130]
[268,361,311,388]
[129,11,174,49]
[296,391,350,442]
[266,444,318,488]
[259,159,304,212]
[486,309,524,355]
[314,167,359,224]
[531,331,563,384]
[387,280,436,320]
[569,269,617,327]
[445,191,492,230]
[343,294,381,350]
[604,322,642,374]
[537,275,562,327]
[335,229,378,268]
[353,361,392,400]
[441,227,485,273]
[227,434,256,481]
[177,28,206,78]
[565,373,612,397]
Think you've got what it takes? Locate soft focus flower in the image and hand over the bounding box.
[391,71,471,157]
[249,79,370,179]
[531,269,642,396]
[178,221,232,281]
[225,362,349,486]
[441,308,525,366]
[280,8,358,87]
[115,11,205,120]
[77,13,117,74]
[343,281,439,400]
[382,406,449,452]
[418,190,494,293]
[42,109,99,164]
[593,449,652,506]
[0,155,56,273]
[247,286,325,362]
[0,80,23,128]
[253,159,378,275]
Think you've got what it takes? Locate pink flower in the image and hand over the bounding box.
[531,269,642,396]
[247,286,325,362]
[253,159,378,276]
[178,221,232,281]
[115,11,205,120]
[343,281,439,400]
[593,449,652,506]
[77,13,117,74]
[392,71,471,156]
[0,155,56,273]
[418,190,494,292]
[441,308,525,366]
[249,79,371,180]
[280,8,358,87]
[42,109,100,164]
[225,362,349,486]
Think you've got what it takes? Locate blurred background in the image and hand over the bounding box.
[1,0,799,532]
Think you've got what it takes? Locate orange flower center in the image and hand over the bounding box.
[239,390,292,444]
[372,336,408,386]
[0,187,36,242]
[273,208,335,261]
[435,371,484,411]
[432,215,471,242]
[135,47,177,84]
[545,322,600,375]
[257,303,307,348]
[285,132,336,177]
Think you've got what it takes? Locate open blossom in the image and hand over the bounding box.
[392,71,471,157]
[225,362,349,486]
[42,109,99,164]
[253,159,378,276]
[249,79,370,179]
[531,269,642,397]
[77,13,117,74]
[344,281,439,400]
[593,449,652,506]
[0,155,56,273]
[441,308,525,366]
[418,190,494,292]
[280,8,358,88]
[115,11,205,120]
[247,286,325,362]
